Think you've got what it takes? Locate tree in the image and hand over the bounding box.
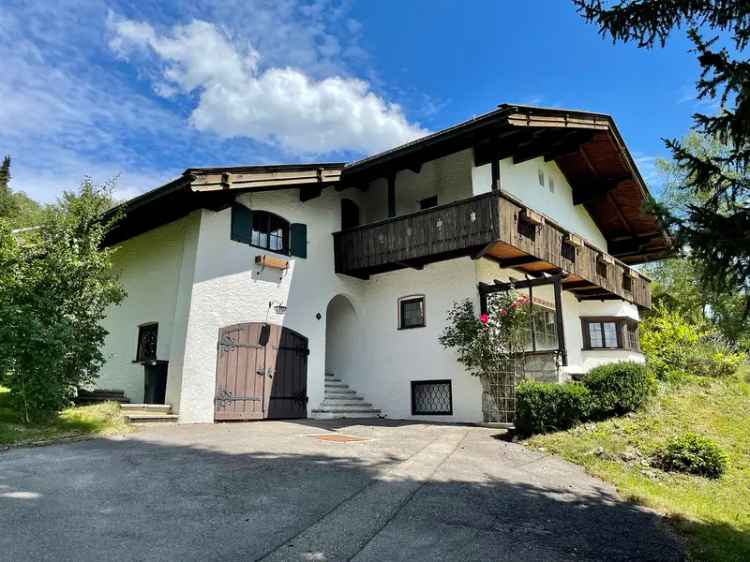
[0,155,17,220]
[643,133,750,350]
[574,0,750,315]
[0,179,126,422]
[0,155,43,228]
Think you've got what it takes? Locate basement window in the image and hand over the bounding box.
[136,323,158,362]
[399,295,426,330]
[411,380,453,415]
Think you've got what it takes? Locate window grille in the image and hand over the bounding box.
[411,380,452,415]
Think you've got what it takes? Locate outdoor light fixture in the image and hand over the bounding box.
[268,300,287,315]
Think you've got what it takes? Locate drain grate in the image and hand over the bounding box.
[313,434,368,443]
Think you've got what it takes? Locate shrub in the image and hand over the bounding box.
[515,381,592,436]
[641,306,744,381]
[583,361,653,418]
[654,433,728,478]
[640,307,702,381]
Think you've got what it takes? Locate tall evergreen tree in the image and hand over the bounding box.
[0,155,17,219]
[574,0,750,315]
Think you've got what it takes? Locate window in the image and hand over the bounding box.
[419,195,438,210]
[538,168,545,187]
[411,380,452,415]
[399,295,426,329]
[527,305,559,351]
[581,317,641,351]
[251,211,289,254]
[548,175,555,193]
[136,323,158,362]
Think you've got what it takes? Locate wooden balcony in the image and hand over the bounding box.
[333,191,651,307]
[333,191,501,277]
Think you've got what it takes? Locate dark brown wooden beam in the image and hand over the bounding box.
[497,255,542,267]
[299,185,322,202]
[562,280,595,290]
[572,177,629,205]
[577,293,622,301]
[543,131,596,162]
[387,173,396,218]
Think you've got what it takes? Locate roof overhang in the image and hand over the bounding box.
[341,104,671,264]
[103,163,345,246]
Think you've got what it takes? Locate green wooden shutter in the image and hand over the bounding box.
[230,203,253,244]
[290,223,307,258]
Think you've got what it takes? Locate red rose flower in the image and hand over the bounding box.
[480,313,489,324]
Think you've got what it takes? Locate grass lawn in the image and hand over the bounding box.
[0,386,130,447]
[525,367,750,562]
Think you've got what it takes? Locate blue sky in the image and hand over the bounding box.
[0,0,706,203]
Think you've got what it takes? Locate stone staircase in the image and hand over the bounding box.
[311,373,382,419]
[121,404,178,424]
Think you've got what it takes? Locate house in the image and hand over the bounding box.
[96,104,670,424]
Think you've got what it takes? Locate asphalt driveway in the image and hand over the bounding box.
[1,420,682,561]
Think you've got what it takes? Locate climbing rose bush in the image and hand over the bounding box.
[439,290,529,377]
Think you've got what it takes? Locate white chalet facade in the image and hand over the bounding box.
[95,105,669,424]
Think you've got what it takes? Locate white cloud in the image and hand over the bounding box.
[108,17,428,155]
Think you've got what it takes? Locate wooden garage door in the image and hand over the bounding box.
[214,323,308,421]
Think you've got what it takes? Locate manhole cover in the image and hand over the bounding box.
[313,434,368,443]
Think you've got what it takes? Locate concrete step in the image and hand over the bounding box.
[324,388,356,395]
[312,406,381,414]
[321,400,372,408]
[124,414,179,424]
[121,404,172,414]
[311,411,381,420]
[324,382,350,389]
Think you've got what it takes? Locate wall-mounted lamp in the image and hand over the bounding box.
[268,300,287,315]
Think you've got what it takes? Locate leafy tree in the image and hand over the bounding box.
[0,179,125,422]
[574,0,750,316]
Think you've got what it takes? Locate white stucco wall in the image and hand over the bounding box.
[345,258,484,422]
[175,188,364,423]
[98,214,199,402]
[472,156,608,249]
[359,149,475,223]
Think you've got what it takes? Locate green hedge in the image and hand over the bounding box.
[583,361,652,418]
[515,381,592,436]
[655,433,728,478]
[516,361,653,436]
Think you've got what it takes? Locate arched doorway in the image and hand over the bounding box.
[325,295,360,380]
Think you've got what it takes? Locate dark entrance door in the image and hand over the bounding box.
[214,323,309,421]
[143,361,168,404]
[341,199,360,230]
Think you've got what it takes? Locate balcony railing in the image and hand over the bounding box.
[333,191,501,277]
[332,190,651,307]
